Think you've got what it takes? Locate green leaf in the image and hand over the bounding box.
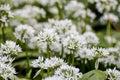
[81,70,107,80]
[33,69,41,79]
[26,69,32,79]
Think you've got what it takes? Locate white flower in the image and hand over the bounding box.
[96,0,118,13]
[93,47,109,58]
[44,76,64,80]
[63,36,82,52]
[0,55,14,64]
[104,36,117,44]
[37,28,59,44]
[83,32,99,45]
[31,57,66,69]
[28,36,39,49]
[0,4,10,11]
[0,62,16,80]
[65,1,96,22]
[48,19,76,36]
[76,47,109,60]
[106,68,120,80]
[100,13,119,24]
[31,56,44,68]
[14,24,35,43]
[55,65,83,80]
[42,57,66,69]
[0,4,13,26]
[0,40,22,55]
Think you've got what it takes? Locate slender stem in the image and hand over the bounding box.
[1,25,5,42]
[107,20,111,36]
[61,44,64,58]
[67,55,71,65]
[47,43,50,59]
[71,50,74,66]
[25,40,30,69]
[47,68,50,76]
[95,59,99,70]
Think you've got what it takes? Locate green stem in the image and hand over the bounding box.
[67,55,71,65]
[47,43,50,59]
[71,50,74,66]
[56,2,63,19]
[61,44,64,58]
[95,59,99,70]
[107,20,111,36]
[1,26,5,42]
[25,41,30,69]
[47,68,50,76]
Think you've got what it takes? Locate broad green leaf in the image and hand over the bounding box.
[81,70,107,80]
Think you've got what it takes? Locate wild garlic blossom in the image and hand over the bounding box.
[13,5,46,26]
[63,35,83,54]
[0,62,16,80]
[37,28,59,44]
[0,4,13,26]
[106,68,120,80]
[76,47,109,60]
[36,0,66,6]
[100,13,119,24]
[44,75,64,80]
[14,5,46,19]
[31,57,66,69]
[98,47,119,67]
[104,36,117,44]
[88,0,118,13]
[14,24,35,43]
[83,32,99,45]
[55,65,83,80]
[37,28,59,53]
[48,19,76,36]
[0,40,22,55]
[65,0,96,22]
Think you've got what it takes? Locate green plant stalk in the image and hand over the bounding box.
[1,24,6,42]
[25,40,30,70]
[106,20,112,46]
[61,44,64,58]
[67,55,71,65]
[47,43,50,59]
[106,20,111,36]
[71,50,74,66]
[56,2,63,19]
[95,59,99,70]
[47,68,50,76]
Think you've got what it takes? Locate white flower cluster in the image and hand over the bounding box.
[0,4,13,26]
[44,75,64,80]
[54,65,83,80]
[0,62,16,80]
[87,0,119,24]
[37,28,59,45]
[65,0,96,22]
[14,24,35,43]
[0,40,22,55]
[88,0,118,13]
[31,56,66,69]
[100,13,119,24]
[32,57,83,80]
[106,68,120,80]
[76,47,109,60]
[0,40,22,80]
[13,5,46,26]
